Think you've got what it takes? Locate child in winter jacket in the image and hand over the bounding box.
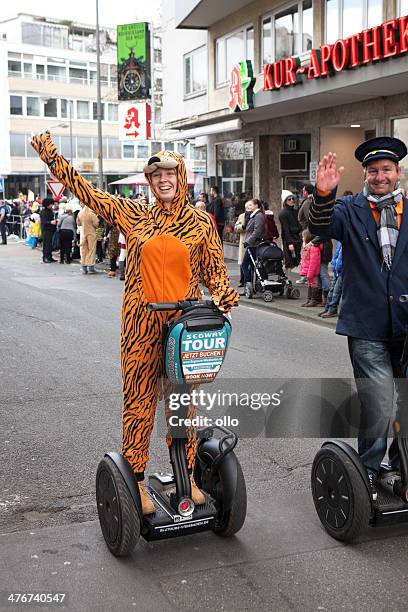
[319,242,343,318]
[300,231,322,307]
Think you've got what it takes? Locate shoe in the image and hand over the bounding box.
[304,288,320,307]
[138,481,155,515]
[190,475,205,505]
[88,266,96,274]
[107,271,117,277]
[301,286,313,307]
[49,258,57,263]
[320,311,338,318]
[367,471,378,501]
[296,277,307,284]
[238,282,244,288]
[82,266,88,274]
[60,260,64,264]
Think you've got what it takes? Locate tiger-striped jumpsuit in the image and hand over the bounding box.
[31,132,239,479]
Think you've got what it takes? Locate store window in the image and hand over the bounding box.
[184,46,207,98]
[262,1,312,64]
[216,140,253,243]
[392,117,408,191]
[44,98,58,118]
[27,97,40,116]
[325,0,383,43]
[10,95,23,115]
[77,137,92,158]
[77,101,90,120]
[216,25,254,86]
[10,133,26,156]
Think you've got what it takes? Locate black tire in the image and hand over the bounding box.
[263,290,274,303]
[311,444,371,542]
[96,457,140,557]
[244,282,253,299]
[289,287,300,299]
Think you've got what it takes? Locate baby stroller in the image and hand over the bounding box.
[244,241,300,303]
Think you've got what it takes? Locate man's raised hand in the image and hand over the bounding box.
[30,130,58,166]
[316,152,344,193]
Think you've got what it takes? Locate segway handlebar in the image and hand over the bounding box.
[147,298,215,312]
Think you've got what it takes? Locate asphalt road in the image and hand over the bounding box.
[1,242,407,612]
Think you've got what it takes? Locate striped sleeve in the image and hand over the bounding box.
[308,191,336,229]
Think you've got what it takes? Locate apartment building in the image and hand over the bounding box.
[165,0,408,251]
[0,13,193,198]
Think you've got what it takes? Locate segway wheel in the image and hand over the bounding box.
[244,282,253,299]
[96,457,140,557]
[263,290,274,303]
[289,287,300,300]
[311,444,371,542]
[212,459,247,538]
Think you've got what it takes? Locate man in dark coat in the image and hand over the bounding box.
[278,190,302,268]
[240,198,266,287]
[40,197,57,263]
[309,136,408,500]
[298,183,314,231]
[208,185,225,243]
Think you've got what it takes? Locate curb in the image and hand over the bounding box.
[237,294,338,328]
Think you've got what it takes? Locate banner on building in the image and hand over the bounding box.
[117,22,151,101]
[118,102,151,141]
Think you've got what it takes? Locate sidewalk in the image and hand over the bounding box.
[225,259,338,329]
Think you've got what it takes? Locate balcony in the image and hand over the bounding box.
[175,0,252,29]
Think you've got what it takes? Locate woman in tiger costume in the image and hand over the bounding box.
[31,131,239,514]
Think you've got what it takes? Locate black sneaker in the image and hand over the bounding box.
[367,471,378,501]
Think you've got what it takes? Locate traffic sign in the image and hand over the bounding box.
[47,180,65,198]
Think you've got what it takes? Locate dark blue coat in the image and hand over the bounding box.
[309,191,408,340]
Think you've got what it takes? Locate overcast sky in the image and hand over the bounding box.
[0,0,162,28]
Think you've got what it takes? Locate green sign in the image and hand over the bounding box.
[117,22,151,100]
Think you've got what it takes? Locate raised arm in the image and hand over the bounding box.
[200,216,239,312]
[31,131,144,237]
[309,152,346,242]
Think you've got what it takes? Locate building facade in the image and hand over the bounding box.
[165,0,408,253]
[0,12,197,199]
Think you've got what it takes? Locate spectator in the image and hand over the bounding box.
[235,201,252,287]
[299,230,322,307]
[106,224,120,277]
[195,201,217,229]
[278,190,302,269]
[95,216,106,263]
[314,236,333,306]
[319,241,343,318]
[57,205,76,264]
[298,183,314,231]
[240,199,266,288]
[197,192,209,206]
[0,201,8,245]
[208,185,225,243]
[262,201,279,242]
[118,232,126,281]
[39,198,57,262]
[27,204,41,248]
[77,205,99,274]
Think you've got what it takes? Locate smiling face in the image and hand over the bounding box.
[150,168,178,204]
[364,159,401,196]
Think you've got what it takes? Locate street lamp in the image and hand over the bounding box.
[95,0,104,189]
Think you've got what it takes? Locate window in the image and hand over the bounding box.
[27,97,40,116]
[69,67,87,84]
[216,26,253,86]
[155,107,162,125]
[47,64,66,81]
[184,46,207,98]
[325,0,383,43]
[108,138,121,159]
[177,142,188,157]
[151,141,162,153]
[8,60,21,76]
[93,102,105,121]
[44,98,57,118]
[60,135,74,159]
[10,95,23,115]
[400,0,408,15]
[77,101,90,120]
[137,144,149,159]
[108,104,118,122]
[36,64,45,79]
[10,133,26,156]
[164,142,174,151]
[262,1,313,64]
[23,62,33,77]
[92,137,108,159]
[123,144,135,158]
[77,137,92,158]
[21,22,68,48]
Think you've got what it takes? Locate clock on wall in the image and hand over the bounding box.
[118,48,149,101]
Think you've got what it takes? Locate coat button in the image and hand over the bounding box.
[389,295,394,301]
[365,236,369,241]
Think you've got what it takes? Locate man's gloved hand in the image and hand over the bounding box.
[31,131,58,166]
[212,286,239,313]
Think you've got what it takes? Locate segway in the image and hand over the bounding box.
[311,294,408,542]
[96,299,246,556]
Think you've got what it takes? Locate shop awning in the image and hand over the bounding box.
[109,171,197,186]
